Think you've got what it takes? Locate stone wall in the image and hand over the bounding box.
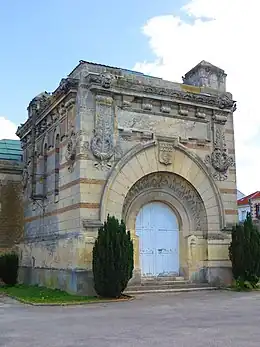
[0,161,23,252]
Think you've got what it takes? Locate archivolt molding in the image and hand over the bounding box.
[124,188,197,238]
[176,142,225,229]
[122,173,208,235]
[100,139,225,230]
[100,140,156,217]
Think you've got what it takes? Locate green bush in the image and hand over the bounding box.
[0,252,19,286]
[229,213,260,289]
[92,215,134,298]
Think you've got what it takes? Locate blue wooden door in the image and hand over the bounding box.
[136,202,179,277]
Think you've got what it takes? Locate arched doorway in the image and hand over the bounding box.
[136,202,179,277]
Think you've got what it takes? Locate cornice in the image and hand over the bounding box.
[16,71,236,140]
[87,72,236,112]
[16,78,79,139]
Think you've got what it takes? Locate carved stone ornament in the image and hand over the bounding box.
[65,128,88,172]
[90,95,116,170]
[178,105,189,116]
[205,127,234,181]
[53,78,79,99]
[122,172,207,232]
[85,70,236,111]
[20,137,27,149]
[58,103,67,118]
[196,107,206,119]
[160,105,171,113]
[88,72,115,89]
[122,100,131,108]
[142,102,153,111]
[100,72,115,88]
[212,110,228,124]
[158,141,174,165]
[29,92,52,117]
[65,130,77,172]
[22,165,29,192]
[113,78,236,111]
[65,129,77,172]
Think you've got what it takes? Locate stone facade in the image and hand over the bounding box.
[16,60,238,294]
[0,160,23,252]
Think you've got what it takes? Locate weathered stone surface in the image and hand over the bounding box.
[16,60,238,294]
[0,161,23,252]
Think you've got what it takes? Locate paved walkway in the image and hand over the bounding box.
[1,290,260,346]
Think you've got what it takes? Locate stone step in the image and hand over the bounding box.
[141,276,185,283]
[140,281,188,287]
[125,278,215,294]
[124,286,218,295]
[126,281,210,291]
[140,277,189,286]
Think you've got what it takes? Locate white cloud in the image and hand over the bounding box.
[134,0,259,195]
[0,117,19,140]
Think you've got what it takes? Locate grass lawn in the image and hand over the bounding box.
[0,284,129,305]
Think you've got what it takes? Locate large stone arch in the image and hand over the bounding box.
[122,171,208,237]
[122,171,209,280]
[100,140,225,234]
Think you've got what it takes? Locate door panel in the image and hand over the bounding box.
[136,202,179,277]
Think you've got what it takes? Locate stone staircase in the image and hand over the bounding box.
[124,276,217,295]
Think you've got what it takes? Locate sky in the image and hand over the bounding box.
[0,0,258,195]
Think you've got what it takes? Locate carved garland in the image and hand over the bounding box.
[22,165,29,192]
[122,172,208,232]
[65,127,89,172]
[205,128,234,181]
[90,95,116,170]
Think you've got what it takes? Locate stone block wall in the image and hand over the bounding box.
[0,161,23,252]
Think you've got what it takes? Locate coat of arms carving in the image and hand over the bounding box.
[158,141,174,165]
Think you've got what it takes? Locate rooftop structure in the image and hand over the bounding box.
[0,139,22,162]
[237,191,260,206]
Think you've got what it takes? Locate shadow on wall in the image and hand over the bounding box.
[0,180,24,250]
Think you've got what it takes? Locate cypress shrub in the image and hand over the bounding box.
[0,252,19,286]
[92,215,134,298]
[229,213,260,288]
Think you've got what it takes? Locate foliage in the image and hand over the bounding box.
[0,284,99,304]
[229,213,260,289]
[92,215,134,298]
[0,252,19,286]
[232,277,255,291]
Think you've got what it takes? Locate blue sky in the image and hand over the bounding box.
[0,0,187,125]
[1,0,258,193]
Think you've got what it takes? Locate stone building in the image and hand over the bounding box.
[0,139,23,252]
[238,191,260,223]
[17,60,238,294]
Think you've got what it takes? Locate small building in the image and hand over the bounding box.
[0,139,23,252]
[238,191,260,223]
[17,60,238,294]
